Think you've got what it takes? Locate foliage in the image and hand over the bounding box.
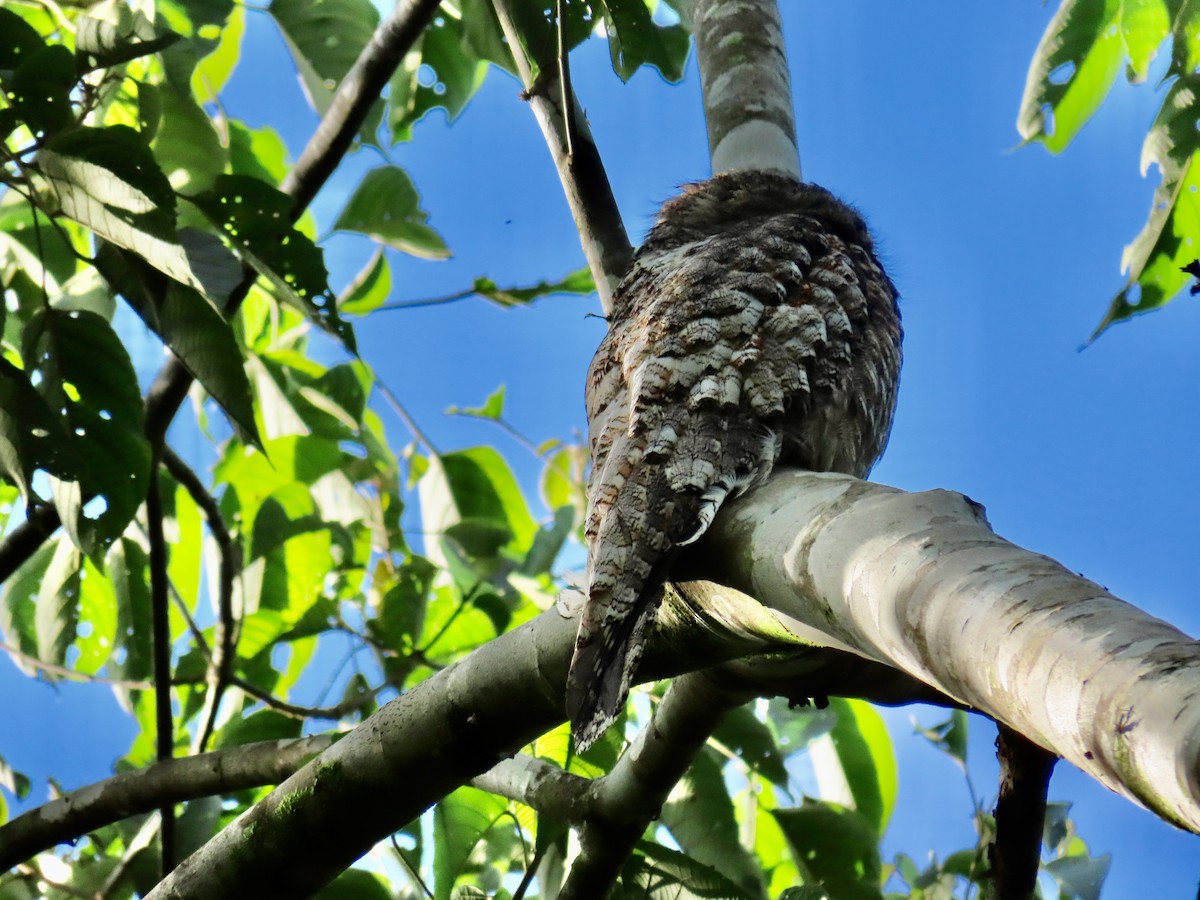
[0,1,1107,898]
[1019,0,1200,336]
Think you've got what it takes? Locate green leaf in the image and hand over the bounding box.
[39,126,237,302]
[109,538,153,686]
[177,796,223,859]
[0,541,56,672]
[228,121,291,186]
[433,786,508,900]
[0,754,31,802]
[418,447,539,570]
[192,174,356,351]
[213,709,303,748]
[24,309,151,546]
[338,248,392,314]
[389,12,487,141]
[472,266,595,307]
[661,748,767,897]
[913,709,969,767]
[772,803,883,900]
[0,357,79,504]
[447,385,505,420]
[75,3,180,73]
[314,869,394,900]
[1121,0,1170,81]
[596,0,691,82]
[268,0,383,143]
[1044,851,1112,900]
[334,166,450,259]
[75,555,118,674]
[372,555,437,650]
[95,241,259,446]
[149,84,228,193]
[1093,74,1200,335]
[713,704,789,787]
[2,43,76,139]
[1017,0,1123,152]
[34,538,82,668]
[618,842,754,899]
[813,699,896,837]
[192,4,245,103]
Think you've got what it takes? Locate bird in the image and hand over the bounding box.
[565,168,902,751]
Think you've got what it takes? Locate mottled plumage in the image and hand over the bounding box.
[566,170,902,750]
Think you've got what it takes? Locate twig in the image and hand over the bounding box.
[987,724,1057,900]
[161,447,240,753]
[0,640,156,689]
[144,461,176,876]
[490,0,631,313]
[230,675,383,721]
[0,735,337,871]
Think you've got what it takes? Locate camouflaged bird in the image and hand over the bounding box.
[565,169,902,750]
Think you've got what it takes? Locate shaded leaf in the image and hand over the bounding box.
[34,537,82,667]
[618,842,754,899]
[713,704,789,787]
[193,174,355,350]
[913,709,969,767]
[269,0,382,142]
[815,699,896,837]
[596,0,691,82]
[433,786,508,900]
[0,357,79,504]
[314,869,394,900]
[23,309,151,545]
[773,803,883,900]
[214,709,302,749]
[76,3,180,73]
[2,43,75,139]
[389,12,487,142]
[0,541,56,673]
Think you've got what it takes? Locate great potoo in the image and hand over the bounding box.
[565,169,903,750]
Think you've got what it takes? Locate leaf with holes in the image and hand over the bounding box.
[193,174,356,351]
[334,166,449,260]
[22,309,151,547]
[1,42,76,140]
[0,357,79,506]
[389,12,486,142]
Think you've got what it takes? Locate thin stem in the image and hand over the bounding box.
[145,462,176,876]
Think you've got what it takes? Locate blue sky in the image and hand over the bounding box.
[4,3,1199,895]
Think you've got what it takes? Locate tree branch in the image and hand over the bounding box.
[560,673,751,900]
[688,0,801,177]
[0,735,337,872]
[490,0,632,313]
[689,469,1200,833]
[145,461,176,875]
[987,724,1057,900]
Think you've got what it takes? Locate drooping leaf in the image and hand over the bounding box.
[713,704,789,787]
[813,699,896,837]
[313,869,395,900]
[23,309,151,546]
[1018,0,1124,152]
[192,174,356,350]
[913,709,970,767]
[34,537,82,668]
[338,248,392,315]
[228,122,291,187]
[109,537,154,687]
[38,126,237,302]
[0,541,56,673]
[75,555,119,674]
[618,842,754,899]
[1,42,76,140]
[334,166,450,260]
[75,3,180,73]
[149,84,228,193]
[94,241,259,446]
[192,3,245,102]
[0,356,79,504]
[595,0,691,82]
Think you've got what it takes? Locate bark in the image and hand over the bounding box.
[687,470,1200,832]
[688,0,801,178]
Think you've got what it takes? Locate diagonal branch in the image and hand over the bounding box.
[490,0,632,313]
[559,673,751,900]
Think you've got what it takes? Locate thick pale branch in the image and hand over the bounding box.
[688,0,800,178]
[690,470,1200,832]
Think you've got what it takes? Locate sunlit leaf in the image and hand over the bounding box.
[213,709,303,749]
[389,12,487,142]
[472,266,595,307]
[447,385,505,420]
[334,166,450,260]
[192,3,245,102]
[1017,0,1123,152]
[596,0,691,82]
[338,248,392,315]
[813,699,896,836]
[149,84,227,193]
[76,3,179,72]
